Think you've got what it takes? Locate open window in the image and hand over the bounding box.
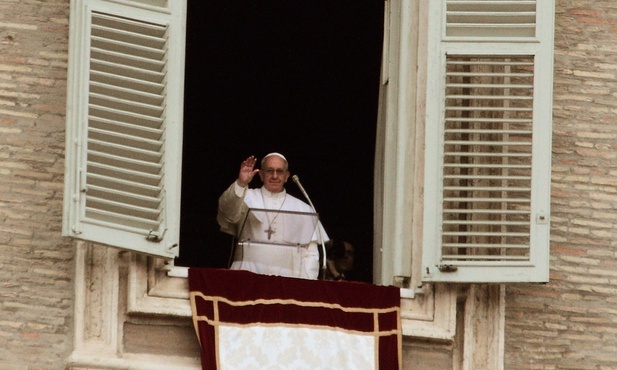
[63,0,186,259]
[63,0,554,287]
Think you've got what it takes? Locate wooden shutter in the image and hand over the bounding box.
[63,0,186,258]
[422,0,554,282]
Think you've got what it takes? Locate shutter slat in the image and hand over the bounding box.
[448,11,536,16]
[444,186,530,191]
[91,47,165,71]
[88,184,161,204]
[88,171,162,191]
[91,58,166,83]
[91,82,164,109]
[89,106,163,129]
[447,60,534,66]
[447,83,533,89]
[90,28,166,60]
[446,107,532,112]
[446,0,537,38]
[444,175,532,180]
[88,172,161,196]
[447,71,534,77]
[87,150,162,173]
[444,152,531,158]
[93,11,167,35]
[445,129,532,134]
[445,118,532,124]
[89,126,162,149]
[447,1,536,5]
[443,220,529,226]
[444,164,531,169]
[88,161,162,185]
[441,256,530,262]
[88,138,162,162]
[91,23,167,50]
[446,95,532,101]
[443,231,529,237]
[443,197,530,203]
[91,57,164,79]
[89,116,163,139]
[89,92,164,118]
[443,209,530,215]
[443,243,529,249]
[85,207,160,228]
[444,140,531,146]
[447,23,535,29]
[88,185,161,209]
[87,195,161,218]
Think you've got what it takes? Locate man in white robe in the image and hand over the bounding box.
[217,153,328,279]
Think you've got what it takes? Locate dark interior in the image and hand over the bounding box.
[178,0,384,282]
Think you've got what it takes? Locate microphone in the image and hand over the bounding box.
[292,175,316,211]
[292,175,327,278]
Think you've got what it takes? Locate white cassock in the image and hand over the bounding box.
[217,182,329,279]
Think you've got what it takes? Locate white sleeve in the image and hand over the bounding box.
[216,182,248,236]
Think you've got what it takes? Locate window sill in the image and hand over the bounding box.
[126,254,191,317]
[131,260,456,341]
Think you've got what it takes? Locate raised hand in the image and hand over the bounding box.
[236,155,259,187]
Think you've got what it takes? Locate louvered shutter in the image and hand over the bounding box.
[63,0,186,258]
[422,0,554,282]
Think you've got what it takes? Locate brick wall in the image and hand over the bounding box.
[505,1,617,368]
[0,0,73,368]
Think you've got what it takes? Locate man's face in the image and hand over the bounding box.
[258,156,289,193]
[334,242,355,273]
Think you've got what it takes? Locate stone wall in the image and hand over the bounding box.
[0,0,73,369]
[505,1,617,368]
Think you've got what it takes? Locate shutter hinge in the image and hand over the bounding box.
[437,264,458,273]
[146,228,166,242]
[393,275,410,289]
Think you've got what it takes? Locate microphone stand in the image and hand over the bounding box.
[292,175,327,280]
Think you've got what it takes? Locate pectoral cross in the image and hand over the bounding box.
[265,226,275,240]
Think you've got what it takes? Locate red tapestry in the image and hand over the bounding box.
[189,268,401,369]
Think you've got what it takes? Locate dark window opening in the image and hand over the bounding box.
[179,0,384,283]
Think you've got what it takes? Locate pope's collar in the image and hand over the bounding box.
[260,187,286,199]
